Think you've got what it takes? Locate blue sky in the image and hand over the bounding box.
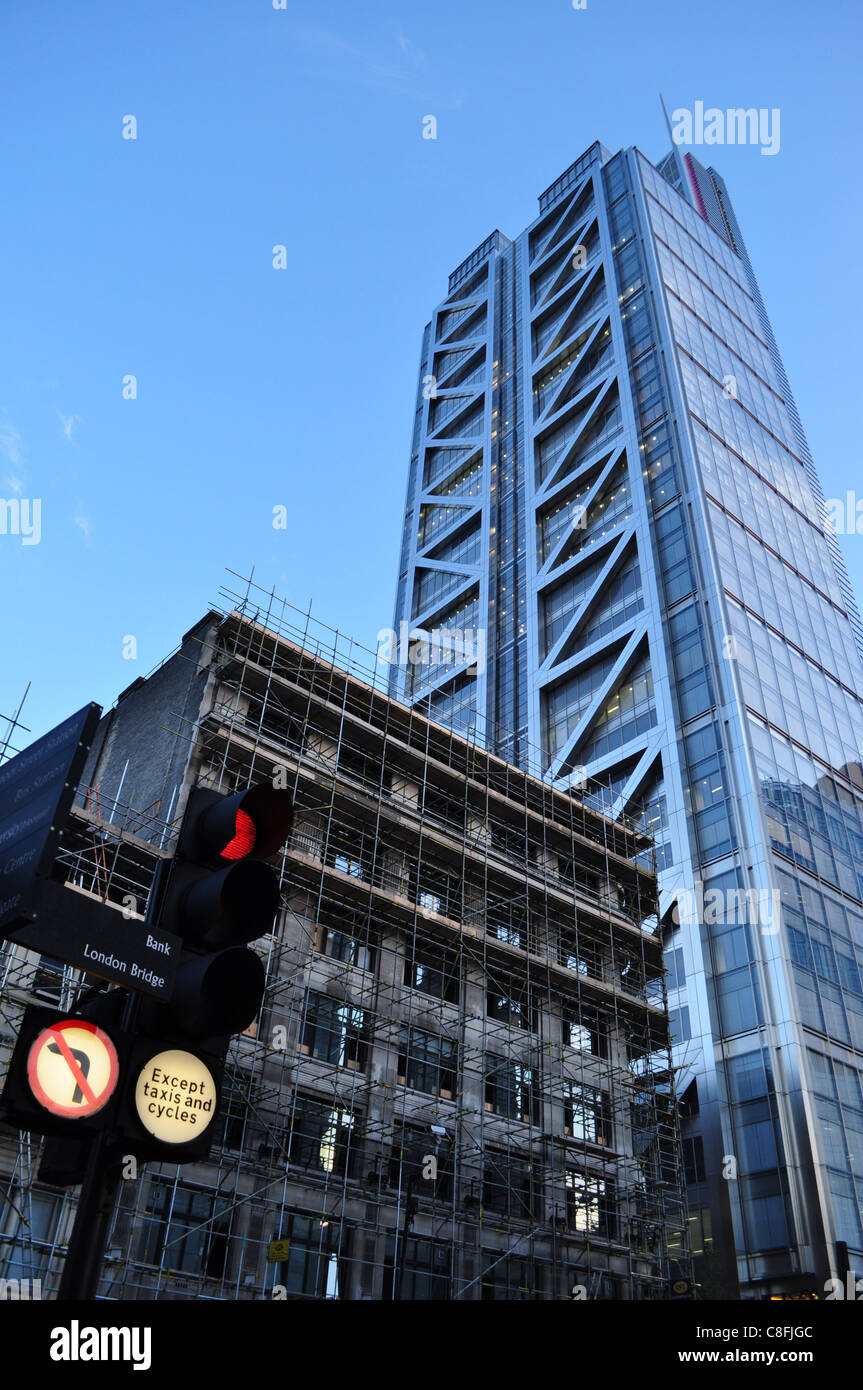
[2,0,861,755]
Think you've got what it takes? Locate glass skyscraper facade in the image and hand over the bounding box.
[389,134,863,1298]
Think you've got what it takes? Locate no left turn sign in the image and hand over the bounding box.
[27,1019,120,1119]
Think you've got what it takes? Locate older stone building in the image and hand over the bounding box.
[0,580,688,1299]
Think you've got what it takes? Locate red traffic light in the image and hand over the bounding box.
[221,808,256,861]
[161,783,295,948]
[189,785,294,865]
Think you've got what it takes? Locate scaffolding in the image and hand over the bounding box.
[0,572,691,1300]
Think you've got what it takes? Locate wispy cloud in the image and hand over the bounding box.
[74,513,91,543]
[296,26,427,91]
[0,417,25,495]
[0,420,23,470]
[394,28,426,67]
[58,412,81,442]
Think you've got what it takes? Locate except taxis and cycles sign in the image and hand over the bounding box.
[133,1048,218,1145]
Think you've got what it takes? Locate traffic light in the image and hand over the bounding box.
[118,782,294,1161]
[0,1004,127,1141]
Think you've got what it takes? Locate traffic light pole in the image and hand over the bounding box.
[56,1126,125,1301]
[56,865,163,1301]
[53,782,292,1298]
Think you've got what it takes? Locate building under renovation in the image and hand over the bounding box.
[0,576,690,1299]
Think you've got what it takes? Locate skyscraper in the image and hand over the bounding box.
[390,130,863,1298]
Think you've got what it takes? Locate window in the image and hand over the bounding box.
[269,1211,341,1299]
[333,852,363,878]
[669,1005,691,1043]
[485,1056,538,1123]
[686,1205,714,1257]
[604,155,628,202]
[741,1173,791,1251]
[837,953,861,995]
[682,1135,706,1184]
[578,650,657,765]
[482,1149,535,1221]
[219,1076,252,1149]
[405,944,459,1002]
[289,1095,357,1177]
[581,553,644,647]
[562,1005,608,1056]
[564,1082,610,1145]
[418,890,442,914]
[566,1172,612,1236]
[481,1253,539,1300]
[492,923,522,948]
[316,920,373,972]
[31,955,65,1003]
[621,288,653,357]
[670,603,714,722]
[559,931,603,977]
[137,1182,232,1279]
[383,1235,451,1301]
[735,1099,779,1173]
[398,1027,457,1098]
[656,504,695,604]
[827,1168,863,1247]
[563,952,589,975]
[543,650,620,760]
[631,1090,678,1184]
[487,981,533,1029]
[327,829,366,880]
[717,967,762,1034]
[685,724,737,861]
[0,1189,60,1284]
[679,1077,699,1118]
[389,1125,454,1200]
[666,946,685,991]
[301,992,367,1070]
[727,1049,771,1103]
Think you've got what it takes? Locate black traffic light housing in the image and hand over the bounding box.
[159,785,294,949]
[0,1004,127,1142]
[117,782,293,1162]
[32,988,131,1186]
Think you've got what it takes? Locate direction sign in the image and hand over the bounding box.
[7,878,181,999]
[0,704,101,932]
[0,702,182,999]
[27,1019,120,1120]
